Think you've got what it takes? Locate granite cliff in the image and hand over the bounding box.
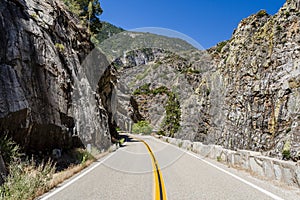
[201,0,300,160]
[113,0,300,161]
[1,0,299,162]
[0,0,116,153]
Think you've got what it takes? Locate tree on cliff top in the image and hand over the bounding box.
[63,0,103,34]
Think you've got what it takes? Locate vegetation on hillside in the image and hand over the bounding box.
[162,92,181,137]
[216,41,228,53]
[99,31,197,61]
[96,22,125,44]
[133,84,181,137]
[62,0,103,34]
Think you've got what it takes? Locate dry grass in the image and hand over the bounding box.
[0,145,109,200]
[46,151,108,194]
[0,159,55,200]
[49,160,93,188]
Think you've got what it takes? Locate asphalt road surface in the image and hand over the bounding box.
[40,135,300,200]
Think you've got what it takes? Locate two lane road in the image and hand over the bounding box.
[40,135,299,200]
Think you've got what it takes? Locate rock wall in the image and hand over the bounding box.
[115,48,207,139]
[0,0,114,152]
[197,0,300,160]
[114,0,300,161]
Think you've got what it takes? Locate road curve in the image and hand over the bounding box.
[39,135,300,200]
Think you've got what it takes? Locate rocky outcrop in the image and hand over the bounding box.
[114,48,208,139]
[0,0,114,152]
[114,0,300,161]
[197,0,300,160]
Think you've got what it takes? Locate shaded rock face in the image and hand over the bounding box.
[0,0,113,152]
[198,0,300,160]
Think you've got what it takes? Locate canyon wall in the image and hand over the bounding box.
[199,0,300,160]
[0,0,115,152]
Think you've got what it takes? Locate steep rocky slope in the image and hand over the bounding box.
[0,0,115,152]
[97,30,204,137]
[6,0,298,161]
[198,0,300,160]
[114,0,300,160]
[112,46,210,140]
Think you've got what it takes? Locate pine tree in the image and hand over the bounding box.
[63,0,103,34]
[88,1,93,34]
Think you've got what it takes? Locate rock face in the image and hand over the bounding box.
[198,0,300,160]
[115,47,208,139]
[115,0,300,161]
[0,0,114,152]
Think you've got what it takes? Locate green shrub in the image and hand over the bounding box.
[257,10,267,17]
[132,121,153,135]
[0,135,22,164]
[72,149,95,165]
[63,0,81,16]
[216,41,227,53]
[119,138,125,145]
[55,43,65,52]
[157,130,166,136]
[206,88,211,96]
[156,61,163,65]
[133,84,151,95]
[282,140,291,160]
[152,86,169,95]
[178,142,183,148]
[30,13,38,19]
[285,11,290,18]
[186,69,201,74]
[276,25,282,31]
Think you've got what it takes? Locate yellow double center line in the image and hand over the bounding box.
[140,139,167,200]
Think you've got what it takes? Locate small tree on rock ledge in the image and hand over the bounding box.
[63,0,103,34]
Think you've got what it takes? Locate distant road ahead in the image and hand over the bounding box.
[40,135,299,200]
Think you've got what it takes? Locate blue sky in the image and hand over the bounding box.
[100,0,286,49]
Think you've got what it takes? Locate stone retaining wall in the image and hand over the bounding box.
[157,135,300,188]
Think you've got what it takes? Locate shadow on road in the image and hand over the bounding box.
[118,134,140,147]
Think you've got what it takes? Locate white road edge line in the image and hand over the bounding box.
[185,151,284,200]
[151,137,285,200]
[40,151,117,200]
